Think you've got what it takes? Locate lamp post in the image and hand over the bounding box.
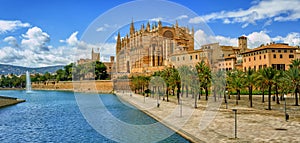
[225,90,228,109]
[232,109,237,139]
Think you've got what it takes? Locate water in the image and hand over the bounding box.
[26,71,32,93]
[0,90,189,143]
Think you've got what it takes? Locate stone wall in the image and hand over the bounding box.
[32,80,113,93]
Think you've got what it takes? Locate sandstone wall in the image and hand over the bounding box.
[32,80,113,93]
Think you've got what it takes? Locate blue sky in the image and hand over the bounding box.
[0,0,299,67]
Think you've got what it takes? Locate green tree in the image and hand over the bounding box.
[94,61,108,80]
[257,67,278,110]
[245,69,255,107]
[285,67,300,106]
[227,69,245,105]
[195,61,211,101]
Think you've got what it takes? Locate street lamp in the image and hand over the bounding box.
[232,109,237,139]
[225,90,228,109]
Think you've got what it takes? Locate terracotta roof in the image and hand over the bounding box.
[241,43,296,54]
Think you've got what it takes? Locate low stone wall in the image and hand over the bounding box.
[32,80,113,93]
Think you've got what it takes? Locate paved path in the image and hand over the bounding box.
[116,92,300,143]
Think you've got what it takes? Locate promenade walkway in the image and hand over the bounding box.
[116,92,300,142]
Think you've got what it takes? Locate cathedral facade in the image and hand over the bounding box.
[115,20,195,76]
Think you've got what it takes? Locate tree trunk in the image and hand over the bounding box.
[166,86,169,102]
[205,87,208,100]
[276,85,280,104]
[224,91,227,104]
[194,90,197,108]
[268,85,272,110]
[295,87,299,106]
[214,89,216,102]
[177,83,181,104]
[236,90,239,105]
[262,88,265,103]
[249,86,253,108]
[172,88,175,96]
[186,85,188,98]
[181,84,184,97]
[198,88,202,100]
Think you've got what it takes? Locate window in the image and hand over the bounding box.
[278,50,281,53]
[249,58,251,62]
[183,57,185,60]
[280,54,283,58]
[263,64,267,68]
[284,50,287,53]
[244,59,246,62]
[259,65,262,69]
[272,50,275,52]
[177,57,179,61]
[254,57,256,61]
[264,55,266,59]
[290,50,293,53]
[244,67,246,71]
[254,66,256,71]
[259,56,261,60]
[273,54,276,58]
[229,63,231,65]
[289,55,294,58]
[195,55,198,59]
[190,56,192,60]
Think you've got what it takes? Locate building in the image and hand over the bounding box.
[115,20,194,76]
[113,20,299,77]
[242,43,297,71]
[77,48,100,65]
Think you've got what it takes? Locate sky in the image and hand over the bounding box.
[0,0,299,67]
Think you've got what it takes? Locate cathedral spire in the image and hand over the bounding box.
[146,21,150,31]
[116,32,121,53]
[175,20,178,28]
[130,19,135,35]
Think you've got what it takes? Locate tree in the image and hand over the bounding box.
[257,67,278,110]
[255,69,267,103]
[94,61,108,80]
[161,67,173,102]
[196,61,211,101]
[245,69,255,107]
[285,67,300,106]
[227,69,245,105]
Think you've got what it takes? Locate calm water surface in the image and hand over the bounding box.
[0,90,189,143]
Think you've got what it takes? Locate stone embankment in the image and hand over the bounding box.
[32,80,114,93]
[0,96,25,108]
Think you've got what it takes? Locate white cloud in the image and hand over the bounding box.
[96,27,105,32]
[0,20,31,34]
[21,26,50,51]
[195,29,300,49]
[189,0,300,27]
[3,36,18,47]
[150,17,163,22]
[176,15,188,20]
[0,28,116,67]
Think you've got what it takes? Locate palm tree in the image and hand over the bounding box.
[161,67,173,102]
[170,67,181,104]
[245,69,255,107]
[290,59,300,69]
[178,65,191,98]
[257,67,278,110]
[285,67,300,106]
[255,69,267,103]
[227,69,245,105]
[196,61,211,101]
[212,70,226,102]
